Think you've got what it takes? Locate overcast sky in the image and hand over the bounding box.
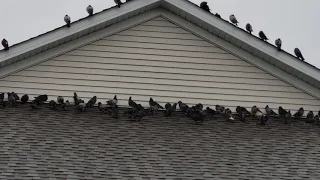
[0,0,319,68]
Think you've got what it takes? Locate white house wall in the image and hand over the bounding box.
[0,17,319,113]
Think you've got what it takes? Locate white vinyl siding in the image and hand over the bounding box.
[0,17,319,113]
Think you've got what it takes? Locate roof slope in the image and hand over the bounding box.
[0,17,319,113]
[1,106,320,179]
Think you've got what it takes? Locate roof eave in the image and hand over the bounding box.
[0,0,161,68]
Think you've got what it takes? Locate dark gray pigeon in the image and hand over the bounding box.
[57,96,64,104]
[265,105,277,116]
[215,13,221,18]
[77,102,86,112]
[200,2,210,12]
[149,98,163,115]
[86,5,94,16]
[164,103,177,117]
[259,31,268,41]
[294,48,305,61]
[306,111,314,123]
[225,108,234,121]
[275,38,282,51]
[98,102,107,112]
[12,92,19,101]
[293,107,304,119]
[2,39,9,50]
[64,15,71,27]
[257,114,270,125]
[61,100,70,110]
[206,107,216,116]
[239,110,246,122]
[107,95,118,107]
[114,0,122,8]
[229,15,238,26]
[278,106,287,117]
[245,23,253,34]
[236,106,250,116]
[284,110,292,124]
[29,100,39,109]
[215,105,225,114]
[7,92,16,105]
[48,100,57,109]
[178,101,189,113]
[86,96,97,108]
[251,105,263,117]
[21,94,29,104]
[34,94,48,104]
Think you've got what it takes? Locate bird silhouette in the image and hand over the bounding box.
[200,2,210,12]
[229,15,238,26]
[265,105,277,116]
[114,0,122,8]
[259,31,268,41]
[246,23,253,34]
[21,94,29,104]
[1,39,9,50]
[64,15,71,27]
[86,5,94,16]
[294,48,305,61]
[275,38,282,51]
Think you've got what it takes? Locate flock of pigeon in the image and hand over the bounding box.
[199,1,305,61]
[0,0,306,61]
[0,92,319,125]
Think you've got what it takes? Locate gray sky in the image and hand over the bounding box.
[1,0,319,68]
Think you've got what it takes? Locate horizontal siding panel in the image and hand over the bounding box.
[58,54,249,67]
[1,76,313,100]
[79,45,232,59]
[130,25,190,34]
[140,20,179,27]
[0,87,318,113]
[105,35,214,47]
[13,71,293,89]
[1,81,318,105]
[118,30,201,40]
[92,40,222,53]
[48,59,262,73]
[34,63,272,79]
[69,49,240,61]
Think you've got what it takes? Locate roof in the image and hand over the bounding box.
[1,105,320,179]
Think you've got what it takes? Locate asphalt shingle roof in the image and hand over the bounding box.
[1,105,320,179]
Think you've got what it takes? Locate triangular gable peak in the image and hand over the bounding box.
[0,10,319,113]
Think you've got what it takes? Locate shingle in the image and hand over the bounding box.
[0,106,320,179]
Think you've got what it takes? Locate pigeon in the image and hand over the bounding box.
[77,102,86,112]
[165,103,171,110]
[206,107,216,116]
[239,110,246,122]
[229,15,238,26]
[149,98,163,115]
[114,0,122,8]
[86,5,93,16]
[29,100,39,109]
[64,15,71,27]
[251,105,263,117]
[134,108,148,122]
[61,100,70,110]
[265,105,277,116]
[187,110,205,124]
[107,95,118,107]
[293,107,304,119]
[57,96,64,104]
[21,94,29,104]
[215,105,225,114]
[236,106,251,116]
[284,110,292,124]
[225,108,234,121]
[34,94,48,103]
[48,100,57,109]
[245,23,253,34]
[178,101,189,113]
[194,103,204,111]
[73,92,83,106]
[98,102,107,112]
[294,48,305,61]
[259,31,268,41]
[306,111,314,123]
[0,93,5,107]
[7,92,16,105]
[164,103,177,117]
[86,96,97,108]
[128,97,138,109]
[258,114,270,125]
[215,13,221,18]
[2,39,9,50]
[200,2,210,12]
[278,106,287,117]
[11,92,19,101]
[275,38,282,51]
[315,115,320,125]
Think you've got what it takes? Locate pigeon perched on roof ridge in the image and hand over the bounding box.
[251,105,263,117]
[275,38,282,51]
[293,107,304,119]
[257,114,270,126]
[114,0,122,8]
[2,39,9,50]
[278,106,287,117]
[259,31,268,41]
[57,96,64,104]
[245,23,253,34]
[164,103,177,117]
[64,15,71,27]
[200,1,210,12]
[265,105,277,116]
[149,97,164,115]
[225,108,234,121]
[229,14,238,26]
[178,101,189,113]
[107,95,118,107]
[48,100,57,109]
[86,96,97,108]
[215,105,225,114]
[86,5,94,16]
[61,100,70,110]
[21,94,29,104]
[294,48,305,61]
[306,111,314,123]
[284,110,292,124]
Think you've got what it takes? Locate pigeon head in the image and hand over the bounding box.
[149,97,153,102]
[266,105,269,108]
[66,100,69,103]
[114,95,117,100]
[98,102,102,106]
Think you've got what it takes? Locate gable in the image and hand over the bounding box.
[0,17,319,113]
